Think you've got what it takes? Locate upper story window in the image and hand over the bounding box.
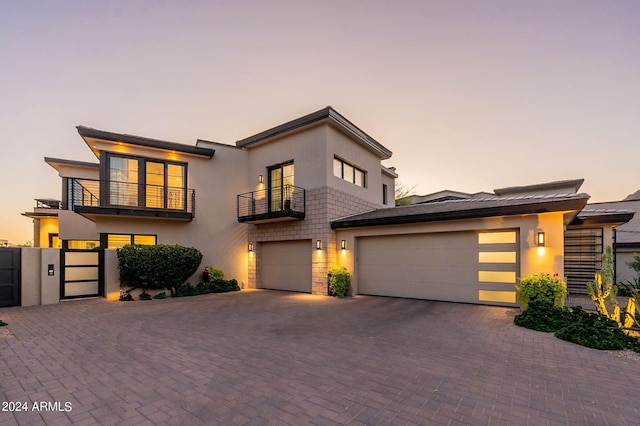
[268,162,295,212]
[106,154,186,210]
[333,157,366,188]
[383,184,388,205]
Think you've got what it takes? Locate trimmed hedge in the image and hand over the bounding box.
[117,244,203,295]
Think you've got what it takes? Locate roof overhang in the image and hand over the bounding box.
[76,126,215,159]
[22,211,59,219]
[235,107,393,160]
[569,208,635,227]
[331,193,590,229]
[45,157,99,172]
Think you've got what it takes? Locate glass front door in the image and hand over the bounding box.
[269,163,294,212]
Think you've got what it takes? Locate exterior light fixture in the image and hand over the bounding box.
[536,232,545,247]
[316,240,322,250]
[258,175,263,184]
[248,243,254,252]
[341,240,346,250]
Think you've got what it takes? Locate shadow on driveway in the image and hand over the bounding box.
[1,290,639,425]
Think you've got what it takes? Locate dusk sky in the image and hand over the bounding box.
[1,1,639,244]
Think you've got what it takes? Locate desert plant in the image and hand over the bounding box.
[0,320,7,327]
[138,292,152,301]
[117,244,203,295]
[328,266,351,298]
[587,246,619,317]
[119,292,134,301]
[515,273,566,310]
[153,292,168,299]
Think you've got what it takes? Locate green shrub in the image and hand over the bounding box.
[139,292,152,301]
[554,307,639,351]
[515,303,640,352]
[196,281,212,294]
[119,292,134,301]
[117,244,203,295]
[153,292,168,300]
[0,320,7,327]
[513,301,573,332]
[328,266,351,298]
[210,278,240,293]
[173,283,198,297]
[204,267,225,282]
[516,273,566,310]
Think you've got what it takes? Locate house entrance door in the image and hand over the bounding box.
[60,249,102,299]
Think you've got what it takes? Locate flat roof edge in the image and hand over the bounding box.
[77,126,215,158]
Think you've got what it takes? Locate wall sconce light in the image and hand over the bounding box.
[248,243,254,252]
[341,240,346,250]
[316,240,322,250]
[536,232,545,247]
[258,175,263,184]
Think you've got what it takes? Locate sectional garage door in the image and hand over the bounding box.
[357,230,519,305]
[261,240,312,293]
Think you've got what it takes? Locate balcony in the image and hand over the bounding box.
[69,178,195,221]
[237,185,305,223]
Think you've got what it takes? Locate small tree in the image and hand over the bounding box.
[395,181,416,206]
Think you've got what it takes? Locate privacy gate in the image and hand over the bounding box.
[60,249,102,299]
[0,248,21,307]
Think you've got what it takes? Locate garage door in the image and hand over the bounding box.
[357,230,519,305]
[261,240,312,293]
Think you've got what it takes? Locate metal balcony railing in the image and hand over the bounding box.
[237,185,305,222]
[68,178,195,215]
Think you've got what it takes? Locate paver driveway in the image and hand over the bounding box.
[1,290,639,425]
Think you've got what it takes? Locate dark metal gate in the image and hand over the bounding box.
[60,249,102,299]
[0,248,21,307]
[564,227,603,294]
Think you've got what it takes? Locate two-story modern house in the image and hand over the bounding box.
[28,106,626,307]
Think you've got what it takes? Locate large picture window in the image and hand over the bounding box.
[333,157,366,187]
[107,154,186,210]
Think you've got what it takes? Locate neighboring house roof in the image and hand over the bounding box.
[402,190,495,205]
[76,126,215,159]
[331,193,590,229]
[381,165,398,178]
[45,157,99,171]
[570,208,635,226]
[235,106,393,160]
[587,199,640,244]
[494,178,584,196]
[623,189,640,201]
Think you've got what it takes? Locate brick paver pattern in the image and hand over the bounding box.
[1,290,639,425]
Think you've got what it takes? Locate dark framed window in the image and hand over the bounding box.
[101,233,157,249]
[333,157,366,187]
[104,153,187,210]
[268,161,295,212]
[382,184,388,205]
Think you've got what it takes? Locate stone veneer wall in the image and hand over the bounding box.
[247,186,381,294]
